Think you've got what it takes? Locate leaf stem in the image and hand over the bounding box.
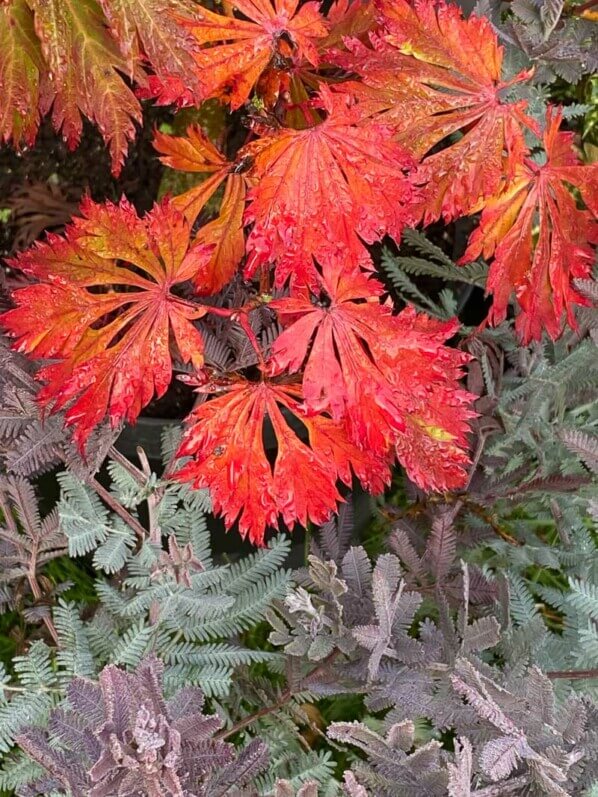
[85,476,146,543]
[547,668,598,680]
[216,650,340,739]
[108,445,146,486]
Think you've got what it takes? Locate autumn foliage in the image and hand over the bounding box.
[1,0,596,544]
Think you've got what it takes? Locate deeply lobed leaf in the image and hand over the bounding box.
[1,198,210,449]
[334,0,536,222]
[270,268,476,491]
[175,380,390,545]
[461,107,598,342]
[242,86,417,287]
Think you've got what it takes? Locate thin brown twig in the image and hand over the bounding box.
[216,650,340,740]
[459,497,522,546]
[108,445,146,486]
[85,476,146,543]
[547,668,598,680]
[380,492,522,547]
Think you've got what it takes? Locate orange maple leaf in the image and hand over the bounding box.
[388,308,475,491]
[461,107,598,342]
[1,198,209,449]
[178,0,329,109]
[242,86,417,287]
[334,0,535,223]
[154,125,248,295]
[269,268,475,490]
[175,379,390,545]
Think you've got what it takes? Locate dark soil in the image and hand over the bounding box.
[0,103,169,259]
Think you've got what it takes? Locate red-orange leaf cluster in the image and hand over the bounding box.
[270,269,475,491]
[176,0,328,109]
[2,0,595,544]
[243,87,417,287]
[461,108,598,341]
[334,0,535,223]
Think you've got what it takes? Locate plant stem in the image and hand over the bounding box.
[137,446,162,546]
[0,683,62,694]
[86,476,146,542]
[547,668,598,680]
[217,650,340,739]
[108,445,146,486]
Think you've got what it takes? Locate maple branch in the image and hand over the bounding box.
[234,311,266,368]
[570,0,598,14]
[204,304,266,367]
[85,476,146,543]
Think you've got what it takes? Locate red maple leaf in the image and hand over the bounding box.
[334,0,535,223]
[269,268,475,490]
[175,379,390,545]
[321,0,377,50]
[176,0,328,110]
[269,268,406,454]
[461,107,598,342]
[1,198,210,449]
[242,86,417,287]
[154,125,248,295]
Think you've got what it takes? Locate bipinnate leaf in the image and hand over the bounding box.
[17,656,269,796]
[447,737,472,797]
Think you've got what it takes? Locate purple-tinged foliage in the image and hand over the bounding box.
[17,657,268,797]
